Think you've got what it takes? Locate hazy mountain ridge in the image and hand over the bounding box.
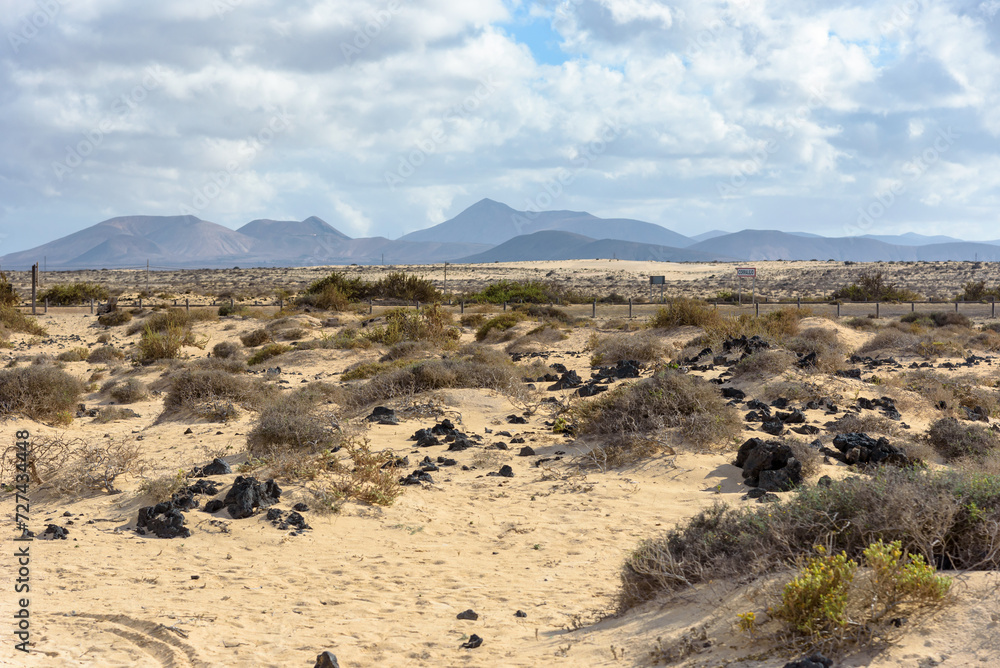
[3,199,999,269]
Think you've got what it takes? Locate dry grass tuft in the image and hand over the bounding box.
[589,331,667,366]
[0,365,83,423]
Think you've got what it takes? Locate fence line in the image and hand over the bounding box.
[12,297,1000,320]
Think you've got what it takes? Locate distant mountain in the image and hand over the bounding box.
[400,198,691,248]
[455,230,734,263]
[689,230,728,243]
[0,215,257,268]
[689,230,1000,261]
[0,215,486,269]
[860,232,966,246]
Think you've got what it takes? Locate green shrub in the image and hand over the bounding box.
[648,298,720,329]
[618,467,994,612]
[0,272,19,307]
[772,548,856,636]
[831,270,919,302]
[247,343,291,366]
[0,307,46,336]
[470,280,549,304]
[363,305,457,345]
[371,271,441,302]
[38,282,109,305]
[475,313,525,341]
[137,324,186,362]
[0,365,83,422]
[97,310,132,327]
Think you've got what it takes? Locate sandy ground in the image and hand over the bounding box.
[2,277,1000,667]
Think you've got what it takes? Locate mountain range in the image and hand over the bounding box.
[3,198,1000,269]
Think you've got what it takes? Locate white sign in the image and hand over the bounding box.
[736,267,756,277]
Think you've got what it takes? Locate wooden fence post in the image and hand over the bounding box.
[90,298,94,314]
[836,302,840,318]
[628,298,632,319]
[592,299,596,318]
[44,298,48,314]
[876,302,880,318]
[185,298,190,314]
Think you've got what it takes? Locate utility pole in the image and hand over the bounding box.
[31,263,37,315]
[444,262,448,295]
[146,259,149,294]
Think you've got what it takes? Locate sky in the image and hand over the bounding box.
[4,0,1000,254]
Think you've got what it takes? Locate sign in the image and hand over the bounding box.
[649,276,665,285]
[736,267,756,277]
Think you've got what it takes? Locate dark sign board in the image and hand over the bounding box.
[649,276,665,285]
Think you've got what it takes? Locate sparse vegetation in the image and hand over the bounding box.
[730,349,796,380]
[163,368,275,416]
[475,312,525,341]
[212,341,241,359]
[618,467,991,612]
[362,305,458,346]
[0,272,18,307]
[589,331,667,366]
[56,347,89,362]
[926,417,1000,461]
[299,270,441,310]
[240,328,271,347]
[38,282,109,305]
[0,365,83,422]
[87,345,125,364]
[97,310,132,327]
[831,270,920,302]
[104,377,148,404]
[573,369,741,465]
[247,343,292,366]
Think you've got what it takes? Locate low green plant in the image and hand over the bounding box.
[38,282,109,305]
[771,547,857,636]
[475,313,525,341]
[247,343,291,366]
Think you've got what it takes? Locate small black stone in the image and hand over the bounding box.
[460,634,483,649]
[314,651,340,668]
[456,609,479,621]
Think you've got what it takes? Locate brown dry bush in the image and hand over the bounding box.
[297,328,373,351]
[828,413,902,437]
[62,437,146,494]
[103,377,148,404]
[787,327,848,371]
[648,298,720,329]
[212,341,241,359]
[87,345,125,364]
[730,349,797,380]
[341,359,415,381]
[127,308,195,335]
[0,307,46,337]
[94,406,139,423]
[162,368,275,416]
[0,365,83,422]
[857,328,921,355]
[246,391,341,458]
[137,471,188,504]
[460,313,487,328]
[247,343,291,366]
[589,331,667,366]
[379,340,433,362]
[240,328,271,347]
[308,436,402,507]
[926,417,1000,461]
[574,369,741,464]
[344,346,528,410]
[97,310,132,327]
[363,305,458,346]
[618,467,999,611]
[56,347,89,362]
[505,323,568,355]
[137,324,194,362]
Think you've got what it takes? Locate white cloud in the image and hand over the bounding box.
[3,0,1000,254]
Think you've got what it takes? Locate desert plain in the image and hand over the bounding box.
[3,259,1000,668]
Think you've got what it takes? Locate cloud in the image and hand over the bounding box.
[3,0,1000,254]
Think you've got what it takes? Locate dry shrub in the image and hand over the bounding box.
[363,305,458,345]
[104,377,148,404]
[475,312,525,341]
[137,470,188,503]
[87,345,125,364]
[56,347,89,362]
[505,323,568,354]
[344,346,527,409]
[574,369,741,464]
[212,341,241,359]
[460,313,487,328]
[0,365,83,422]
[618,467,1000,611]
[649,299,720,329]
[589,331,667,366]
[163,368,275,416]
[297,328,373,351]
[857,328,921,355]
[844,316,880,331]
[94,406,139,423]
[276,327,307,341]
[828,413,901,436]
[341,359,415,381]
[730,349,796,380]
[515,304,572,323]
[246,391,340,457]
[926,417,1000,461]
[97,310,132,327]
[380,340,433,362]
[247,343,291,366]
[0,307,46,337]
[137,324,191,362]
[0,272,18,307]
[38,282,109,305]
[787,327,847,371]
[63,437,146,494]
[900,311,971,328]
[97,333,111,343]
[240,328,272,347]
[306,436,402,507]
[127,308,192,335]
